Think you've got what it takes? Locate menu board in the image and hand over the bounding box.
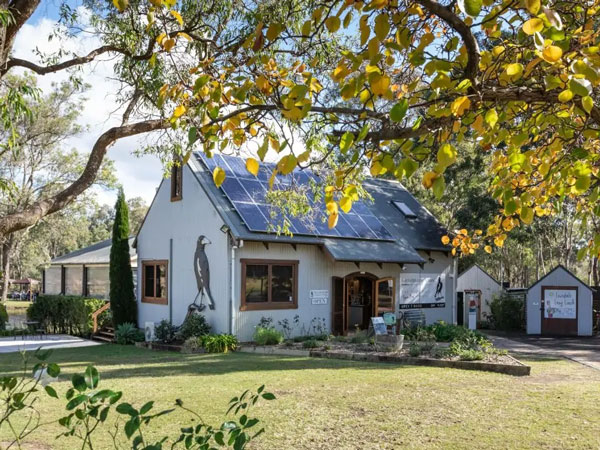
[544,288,576,319]
[399,273,445,309]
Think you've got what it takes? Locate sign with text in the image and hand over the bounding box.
[400,273,445,309]
[371,317,388,335]
[310,289,328,305]
[544,288,576,319]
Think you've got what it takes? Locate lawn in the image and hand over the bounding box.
[1,345,599,449]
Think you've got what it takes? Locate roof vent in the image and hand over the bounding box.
[392,201,417,218]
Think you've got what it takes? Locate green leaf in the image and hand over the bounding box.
[339,132,355,153]
[116,402,138,417]
[458,0,482,17]
[140,401,154,415]
[66,394,87,411]
[504,198,518,215]
[261,392,276,400]
[188,127,198,146]
[72,374,87,392]
[84,366,99,389]
[44,385,58,398]
[390,99,408,122]
[47,363,60,378]
[356,123,370,142]
[432,176,446,200]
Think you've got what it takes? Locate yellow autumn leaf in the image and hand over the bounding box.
[370,74,390,96]
[340,196,352,213]
[325,16,341,33]
[173,104,186,118]
[213,167,226,187]
[506,63,524,77]
[328,212,339,229]
[246,158,259,177]
[542,45,562,63]
[422,171,438,189]
[163,38,176,52]
[484,245,492,254]
[451,96,471,116]
[170,10,184,26]
[525,0,540,14]
[441,235,450,245]
[523,18,543,35]
[112,0,128,12]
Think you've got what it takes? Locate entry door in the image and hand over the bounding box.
[457,292,464,326]
[332,277,346,335]
[375,278,395,317]
[541,286,578,335]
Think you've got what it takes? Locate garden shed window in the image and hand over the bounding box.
[241,259,298,310]
[142,260,168,304]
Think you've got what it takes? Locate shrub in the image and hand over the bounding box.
[409,343,422,357]
[302,338,319,349]
[350,331,369,344]
[489,293,525,330]
[0,303,8,330]
[155,319,178,343]
[203,334,238,353]
[27,296,104,336]
[181,336,204,354]
[177,313,211,340]
[455,349,485,361]
[115,322,144,345]
[253,326,284,345]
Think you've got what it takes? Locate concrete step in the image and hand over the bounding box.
[91,334,113,343]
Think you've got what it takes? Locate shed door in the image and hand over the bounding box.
[332,277,346,335]
[541,286,578,335]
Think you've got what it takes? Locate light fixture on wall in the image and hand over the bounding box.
[220,224,230,234]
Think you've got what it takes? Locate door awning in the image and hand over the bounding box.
[322,238,425,264]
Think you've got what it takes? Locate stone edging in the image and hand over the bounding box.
[237,345,531,376]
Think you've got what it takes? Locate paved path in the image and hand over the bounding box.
[484,331,600,371]
[0,334,102,353]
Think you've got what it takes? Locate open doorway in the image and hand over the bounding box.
[331,273,396,335]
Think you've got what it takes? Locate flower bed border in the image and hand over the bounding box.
[237,345,531,376]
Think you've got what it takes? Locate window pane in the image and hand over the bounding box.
[156,264,167,298]
[272,265,293,303]
[245,264,268,303]
[377,279,394,314]
[144,265,155,298]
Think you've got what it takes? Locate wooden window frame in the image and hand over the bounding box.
[141,260,169,305]
[240,259,298,311]
[170,163,182,202]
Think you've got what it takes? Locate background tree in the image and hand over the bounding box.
[109,189,136,327]
[0,76,116,299]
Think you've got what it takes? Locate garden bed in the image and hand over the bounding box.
[238,340,531,376]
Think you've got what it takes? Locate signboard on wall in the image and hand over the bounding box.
[310,290,329,305]
[544,288,576,319]
[399,273,445,309]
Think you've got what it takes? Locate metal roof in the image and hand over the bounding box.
[527,264,592,292]
[188,154,450,264]
[50,237,137,266]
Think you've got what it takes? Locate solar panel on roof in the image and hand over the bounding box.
[196,153,394,241]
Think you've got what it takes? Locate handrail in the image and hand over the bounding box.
[91,302,110,333]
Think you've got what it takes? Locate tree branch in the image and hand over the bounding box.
[416,0,480,84]
[0,118,168,236]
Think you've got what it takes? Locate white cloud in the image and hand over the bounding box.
[12,14,163,206]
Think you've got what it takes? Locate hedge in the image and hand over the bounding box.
[27,295,105,336]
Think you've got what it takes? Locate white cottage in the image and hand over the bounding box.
[43,238,137,298]
[134,153,457,341]
[526,265,593,336]
[457,264,502,327]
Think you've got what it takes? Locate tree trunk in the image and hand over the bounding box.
[593,257,599,287]
[1,236,14,301]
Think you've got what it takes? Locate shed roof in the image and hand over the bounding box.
[187,154,450,264]
[458,264,501,286]
[527,264,592,292]
[50,237,137,266]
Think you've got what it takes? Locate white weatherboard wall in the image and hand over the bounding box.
[233,241,454,341]
[136,167,230,333]
[527,266,593,336]
[457,265,502,321]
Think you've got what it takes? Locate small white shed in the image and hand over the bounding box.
[457,264,502,326]
[526,265,593,336]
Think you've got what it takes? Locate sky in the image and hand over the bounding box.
[15,1,164,206]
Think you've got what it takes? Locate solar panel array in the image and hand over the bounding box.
[197,153,394,241]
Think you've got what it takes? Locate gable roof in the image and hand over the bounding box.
[527,264,592,292]
[185,153,451,264]
[458,264,500,286]
[50,237,136,266]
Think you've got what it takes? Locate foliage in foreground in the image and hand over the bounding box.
[0,302,8,329]
[0,350,275,449]
[27,296,104,336]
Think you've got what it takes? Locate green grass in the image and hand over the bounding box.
[1,345,600,449]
